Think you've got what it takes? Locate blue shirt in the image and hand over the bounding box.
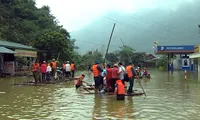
[101,69,106,76]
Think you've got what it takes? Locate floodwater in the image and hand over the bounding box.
[0,69,200,120]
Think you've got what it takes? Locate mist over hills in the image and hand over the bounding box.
[71,0,200,55]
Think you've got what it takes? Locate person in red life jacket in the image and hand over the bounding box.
[106,64,112,92]
[114,79,125,100]
[71,61,76,78]
[91,60,103,93]
[75,74,85,89]
[40,61,47,82]
[111,64,119,92]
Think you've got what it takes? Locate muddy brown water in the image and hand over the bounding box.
[0,69,200,120]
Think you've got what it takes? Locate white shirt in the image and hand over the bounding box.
[46,66,51,72]
[66,64,71,71]
[118,65,125,79]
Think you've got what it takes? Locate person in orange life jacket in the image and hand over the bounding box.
[91,60,103,92]
[75,74,85,89]
[31,61,40,84]
[51,59,57,77]
[62,61,66,77]
[40,61,47,82]
[114,79,125,100]
[71,61,75,78]
[126,62,137,94]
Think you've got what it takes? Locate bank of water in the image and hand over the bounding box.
[0,69,200,120]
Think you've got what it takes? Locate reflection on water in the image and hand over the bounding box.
[0,69,200,120]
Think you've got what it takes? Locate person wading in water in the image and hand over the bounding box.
[126,62,137,94]
[91,60,103,93]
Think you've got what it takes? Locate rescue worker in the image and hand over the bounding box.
[114,79,125,100]
[91,60,103,93]
[62,62,66,77]
[32,61,40,84]
[40,61,47,82]
[75,74,85,89]
[51,59,57,77]
[126,62,137,94]
[71,61,75,78]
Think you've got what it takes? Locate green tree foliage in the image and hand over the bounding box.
[0,0,77,62]
[156,55,168,68]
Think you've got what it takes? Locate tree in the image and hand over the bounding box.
[34,31,68,60]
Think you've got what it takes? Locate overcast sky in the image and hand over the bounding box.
[36,0,195,32]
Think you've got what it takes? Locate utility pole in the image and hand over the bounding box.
[103,23,116,64]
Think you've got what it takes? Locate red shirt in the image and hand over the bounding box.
[40,64,47,73]
[106,68,112,80]
[112,67,119,79]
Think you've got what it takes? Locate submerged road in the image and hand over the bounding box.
[0,69,200,120]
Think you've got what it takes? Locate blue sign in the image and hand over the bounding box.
[157,45,195,51]
[181,56,190,70]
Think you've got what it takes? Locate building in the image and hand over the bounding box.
[0,40,37,75]
[145,54,157,67]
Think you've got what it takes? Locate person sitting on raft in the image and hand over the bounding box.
[114,80,125,100]
[75,74,86,89]
[142,67,150,78]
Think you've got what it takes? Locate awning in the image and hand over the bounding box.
[189,53,200,58]
[0,47,16,54]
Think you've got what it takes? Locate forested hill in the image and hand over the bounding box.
[0,0,77,61]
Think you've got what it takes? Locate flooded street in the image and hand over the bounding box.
[0,69,200,120]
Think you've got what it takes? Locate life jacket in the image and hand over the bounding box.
[71,64,75,70]
[76,75,84,85]
[116,80,125,95]
[51,61,56,69]
[92,64,100,77]
[126,65,133,78]
[40,63,47,73]
[63,64,66,70]
[32,63,39,72]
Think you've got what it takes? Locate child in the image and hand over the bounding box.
[114,79,125,100]
[75,74,85,89]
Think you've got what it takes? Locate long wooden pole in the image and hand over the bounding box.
[120,38,147,97]
[103,23,116,64]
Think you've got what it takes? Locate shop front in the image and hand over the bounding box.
[0,40,37,76]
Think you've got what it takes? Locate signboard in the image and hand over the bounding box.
[181,57,190,70]
[15,49,37,57]
[156,45,195,54]
[3,61,15,75]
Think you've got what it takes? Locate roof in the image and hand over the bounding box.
[0,40,36,50]
[0,47,16,54]
[189,53,200,59]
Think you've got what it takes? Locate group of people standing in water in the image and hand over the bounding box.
[87,60,149,100]
[31,59,76,84]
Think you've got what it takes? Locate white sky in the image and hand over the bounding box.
[35,0,195,32]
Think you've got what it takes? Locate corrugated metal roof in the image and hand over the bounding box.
[0,46,16,54]
[0,40,36,50]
